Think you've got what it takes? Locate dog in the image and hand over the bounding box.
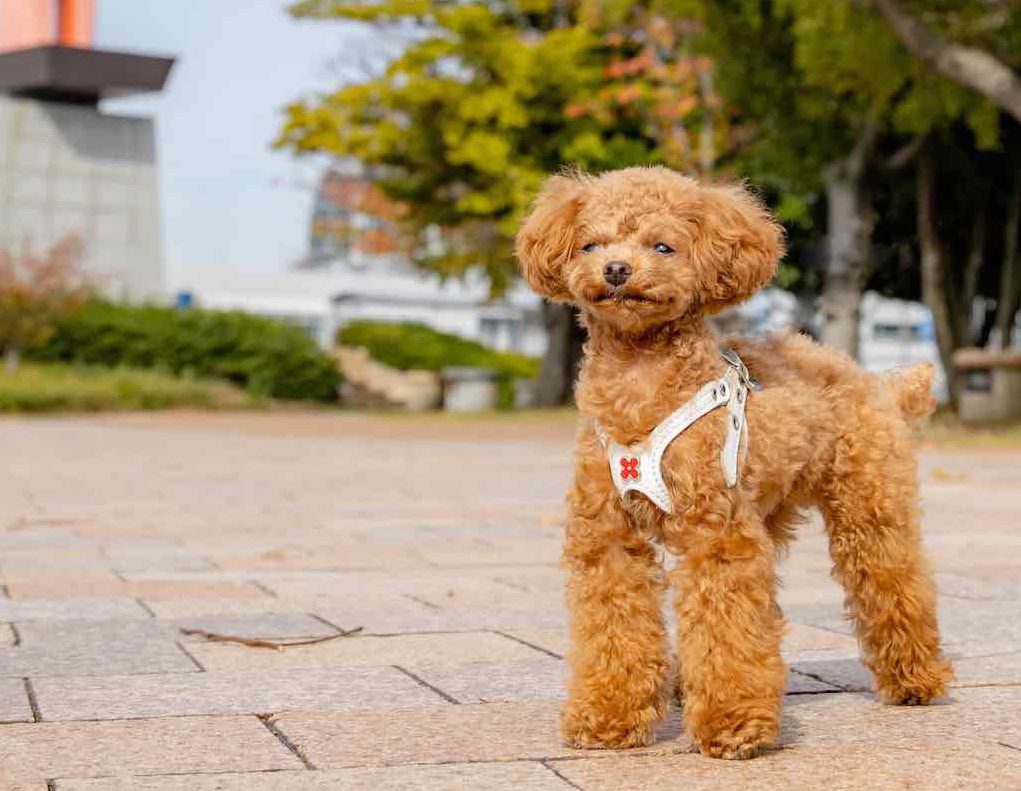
[515,166,953,760]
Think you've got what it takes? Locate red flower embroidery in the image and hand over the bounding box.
[620,457,640,481]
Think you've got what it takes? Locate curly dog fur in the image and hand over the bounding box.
[516,167,953,760]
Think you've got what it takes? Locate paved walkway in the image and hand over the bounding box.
[0,412,1019,790]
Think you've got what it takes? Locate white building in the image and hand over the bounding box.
[169,266,547,357]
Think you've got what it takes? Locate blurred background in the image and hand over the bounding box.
[1,0,1019,425]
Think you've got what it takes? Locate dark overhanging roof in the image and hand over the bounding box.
[0,46,175,105]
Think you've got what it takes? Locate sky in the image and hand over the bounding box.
[96,0,376,276]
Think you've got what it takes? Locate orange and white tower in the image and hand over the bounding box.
[0,0,174,300]
[0,0,95,52]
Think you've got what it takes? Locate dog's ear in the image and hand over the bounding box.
[515,174,585,301]
[689,184,784,314]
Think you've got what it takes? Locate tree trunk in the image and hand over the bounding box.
[960,201,986,345]
[820,125,878,359]
[995,174,1021,348]
[535,301,584,406]
[917,147,960,409]
[872,0,1021,125]
[696,64,716,177]
[3,346,21,374]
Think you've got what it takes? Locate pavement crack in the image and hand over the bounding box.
[306,612,348,634]
[23,677,42,722]
[251,580,279,598]
[491,630,562,660]
[174,640,206,672]
[258,714,316,769]
[541,759,587,789]
[135,598,158,618]
[493,577,531,592]
[9,622,22,647]
[789,667,850,692]
[404,594,441,610]
[393,664,461,705]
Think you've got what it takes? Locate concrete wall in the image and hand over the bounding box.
[0,96,163,300]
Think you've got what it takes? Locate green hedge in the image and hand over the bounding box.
[337,321,540,408]
[30,302,340,402]
[338,320,539,377]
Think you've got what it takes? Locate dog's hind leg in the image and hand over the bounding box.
[560,439,670,750]
[819,407,953,704]
[669,495,786,760]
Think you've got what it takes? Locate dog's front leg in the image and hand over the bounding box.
[560,438,669,749]
[669,494,786,760]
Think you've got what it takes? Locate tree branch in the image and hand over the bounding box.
[883,133,925,170]
[871,0,1021,124]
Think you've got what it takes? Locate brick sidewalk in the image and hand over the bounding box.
[0,413,1019,789]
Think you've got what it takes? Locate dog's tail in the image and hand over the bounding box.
[882,363,937,422]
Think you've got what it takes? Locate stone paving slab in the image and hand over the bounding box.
[0,715,303,781]
[273,700,582,768]
[32,666,444,721]
[273,686,1021,771]
[793,651,1021,692]
[0,597,150,622]
[0,414,1018,789]
[55,762,574,790]
[409,657,567,703]
[550,743,1021,791]
[780,684,1021,748]
[4,575,268,601]
[0,619,196,677]
[0,677,32,723]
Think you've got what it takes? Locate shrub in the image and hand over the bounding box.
[337,321,540,377]
[0,236,90,372]
[337,320,540,408]
[30,302,341,401]
[0,363,251,413]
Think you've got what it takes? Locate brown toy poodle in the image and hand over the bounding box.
[515,166,953,760]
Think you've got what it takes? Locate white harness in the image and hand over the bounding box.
[596,350,755,514]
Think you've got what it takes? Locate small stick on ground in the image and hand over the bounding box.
[179,626,363,651]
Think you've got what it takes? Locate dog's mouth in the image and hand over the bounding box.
[592,290,657,305]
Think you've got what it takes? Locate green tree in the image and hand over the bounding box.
[868,0,1021,352]
[278,0,727,404]
[683,0,1004,369]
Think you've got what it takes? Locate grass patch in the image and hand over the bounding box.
[921,411,1021,450]
[0,363,255,413]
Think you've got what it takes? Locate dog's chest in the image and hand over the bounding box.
[594,358,751,515]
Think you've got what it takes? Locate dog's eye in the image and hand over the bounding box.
[653,242,675,255]
[581,242,600,254]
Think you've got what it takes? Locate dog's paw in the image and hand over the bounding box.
[694,714,778,761]
[560,702,661,750]
[876,657,954,706]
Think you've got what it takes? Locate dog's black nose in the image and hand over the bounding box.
[603,260,632,287]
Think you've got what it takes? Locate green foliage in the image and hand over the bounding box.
[0,363,251,413]
[338,320,539,378]
[339,320,540,409]
[692,0,1008,195]
[29,302,341,402]
[278,0,725,294]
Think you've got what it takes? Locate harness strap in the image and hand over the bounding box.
[596,350,752,514]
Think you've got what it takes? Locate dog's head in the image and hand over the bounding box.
[515,167,784,334]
